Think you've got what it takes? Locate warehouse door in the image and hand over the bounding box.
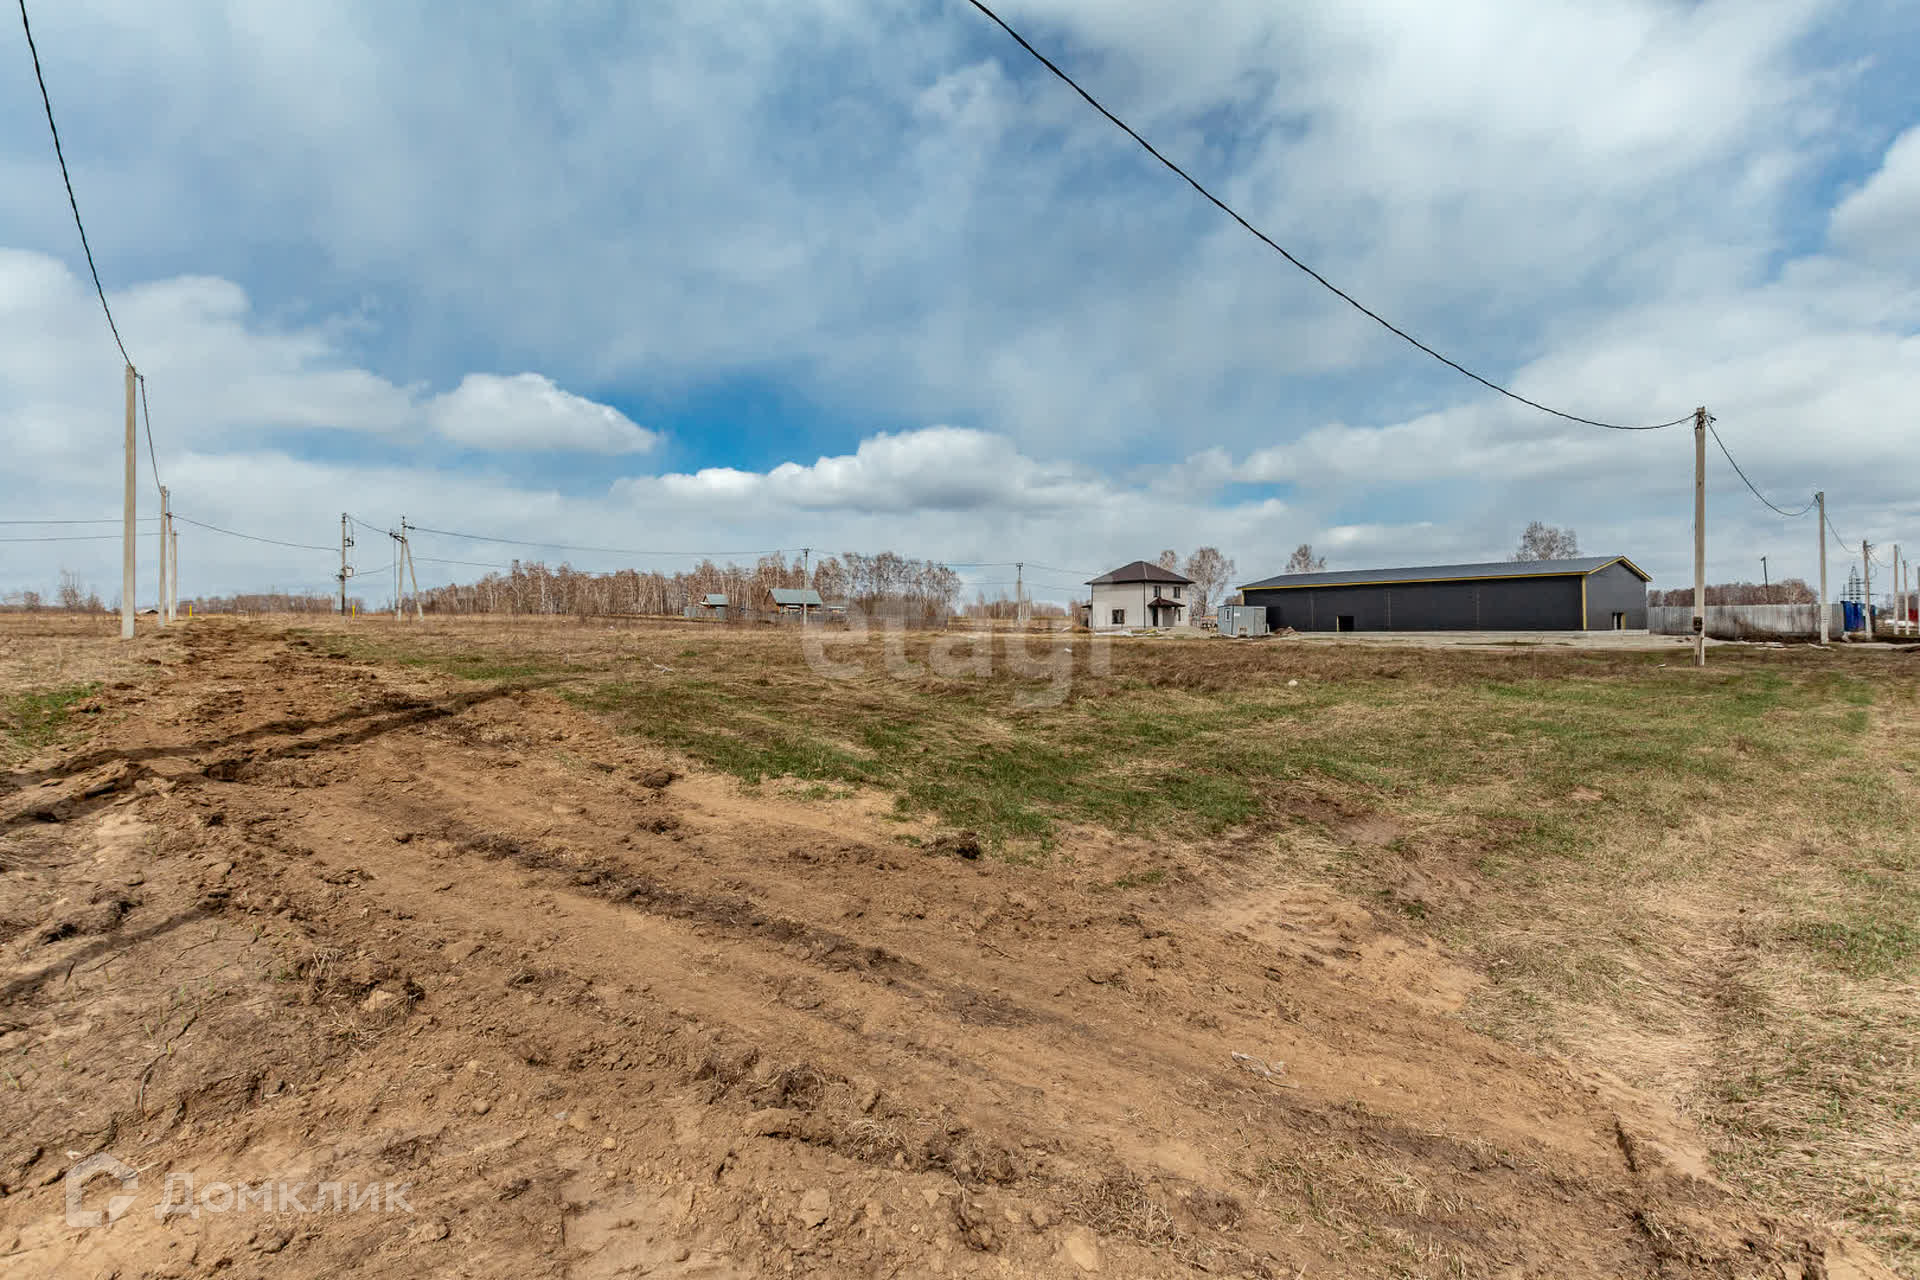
[1336,615,1355,632]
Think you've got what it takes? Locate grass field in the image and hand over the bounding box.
[296,618,1920,1264]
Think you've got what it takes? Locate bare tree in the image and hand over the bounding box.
[57,568,85,611]
[1514,522,1579,561]
[1284,544,1326,574]
[1156,549,1180,573]
[1183,547,1234,616]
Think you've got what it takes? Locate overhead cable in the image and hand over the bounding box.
[15,0,130,366]
[962,0,1690,432]
[1706,422,1815,518]
[174,515,334,552]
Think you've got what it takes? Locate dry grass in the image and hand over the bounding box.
[287,615,1920,1265]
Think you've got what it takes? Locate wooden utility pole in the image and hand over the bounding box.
[1692,406,1707,667]
[801,547,810,628]
[1863,541,1872,639]
[1760,555,1768,591]
[338,514,354,615]
[1816,492,1828,645]
[121,363,136,639]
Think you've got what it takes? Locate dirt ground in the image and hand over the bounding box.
[0,616,1902,1278]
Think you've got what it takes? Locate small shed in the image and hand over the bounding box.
[768,587,826,621]
[1215,603,1271,637]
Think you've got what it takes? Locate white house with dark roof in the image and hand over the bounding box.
[1086,560,1193,630]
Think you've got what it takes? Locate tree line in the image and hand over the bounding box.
[390,551,962,620]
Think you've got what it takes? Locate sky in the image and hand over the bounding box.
[1,0,1916,608]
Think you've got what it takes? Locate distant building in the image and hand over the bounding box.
[686,592,728,620]
[1238,556,1650,632]
[767,587,826,620]
[1086,561,1194,630]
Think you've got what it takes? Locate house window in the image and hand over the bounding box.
[1111,609,1125,625]
[1172,585,1182,599]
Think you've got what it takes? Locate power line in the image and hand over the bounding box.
[173,515,334,552]
[409,524,796,559]
[1706,421,1814,518]
[16,0,129,367]
[0,532,128,543]
[136,374,163,494]
[963,0,1691,433]
[0,517,158,525]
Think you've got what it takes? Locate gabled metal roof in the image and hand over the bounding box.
[1240,555,1650,591]
[769,587,825,607]
[1088,559,1194,586]
[702,594,729,607]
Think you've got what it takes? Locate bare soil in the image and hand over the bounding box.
[0,617,1899,1277]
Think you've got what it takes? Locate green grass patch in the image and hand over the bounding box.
[1,682,100,759]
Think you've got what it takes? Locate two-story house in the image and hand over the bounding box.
[1086,560,1193,630]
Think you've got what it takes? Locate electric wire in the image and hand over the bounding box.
[0,517,157,525]
[963,0,1692,433]
[409,524,796,560]
[15,0,129,366]
[0,533,127,543]
[173,515,334,552]
[136,373,163,495]
[1706,421,1815,518]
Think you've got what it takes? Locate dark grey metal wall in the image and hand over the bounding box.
[1583,562,1648,629]
[1245,574,1592,631]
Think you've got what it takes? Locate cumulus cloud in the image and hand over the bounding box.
[426,373,659,455]
[2,2,1917,604]
[645,427,1099,513]
[1830,126,1920,267]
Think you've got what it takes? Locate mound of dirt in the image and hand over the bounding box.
[0,620,1895,1278]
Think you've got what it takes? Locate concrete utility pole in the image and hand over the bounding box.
[402,517,423,621]
[1895,544,1904,635]
[1015,562,1028,625]
[167,520,178,622]
[1816,492,1828,645]
[1692,406,1707,667]
[338,514,354,615]
[1863,541,1872,639]
[121,364,136,639]
[155,486,169,628]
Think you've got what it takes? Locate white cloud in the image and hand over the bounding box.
[1830,126,1920,266]
[645,427,1100,513]
[426,373,659,455]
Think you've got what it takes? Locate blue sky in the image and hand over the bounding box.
[2,0,1917,606]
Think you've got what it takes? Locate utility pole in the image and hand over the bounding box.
[120,364,136,640]
[1015,562,1029,626]
[1863,541,1872,639]
[801,547,810,628]
[155,486,169,627]
[403,518,423,621]
[1692,406,1707,667]
[1760,555,1768,592]
[1816,492,1828,645]
[168,519,178,622]
[338,514,355,615]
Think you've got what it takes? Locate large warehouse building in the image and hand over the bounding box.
[1239,556,1651,632]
